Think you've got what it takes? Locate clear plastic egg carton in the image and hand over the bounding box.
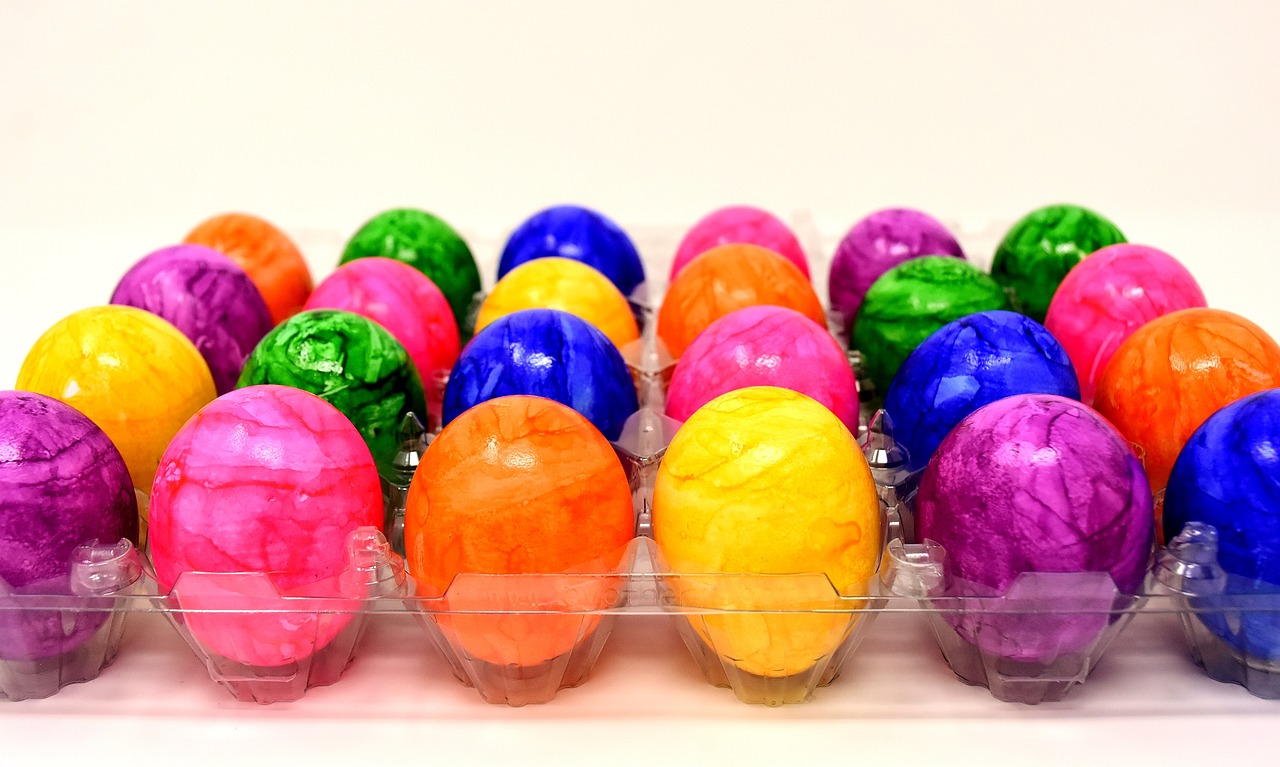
[3,216,1279,711]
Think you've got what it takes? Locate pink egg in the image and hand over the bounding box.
[149,385,383,667]
[664,305,857,432]
[1044,244,1207,404]
[670,205,809,280]
[305,257,460,422]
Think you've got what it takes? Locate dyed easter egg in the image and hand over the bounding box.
[406,395,634,668]
[654,386,881,678]
[852,256,1012,398]
[883,310,1080,473]
[657,244,826,358]
[304,257,460,421]
[1044,244,1206,404]
[16,306,216,513]
[1094,308,1280,518]
[185,212,313,325]
[671,206,808,280]
[665,305,857,432]
[150,385,383,667]
[340,208,481,335]
[110,244,273,395]
[475,257,640,351]
[237,310,427,471]
[1165,390,1280,659]
[0,392,137,662]
[498,205,645,299]
[827,208,965,331]
[443,309,639,441]
[917,394,1154,662]
[991,204,1126,322]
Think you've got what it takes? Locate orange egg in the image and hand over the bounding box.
[1095,307,1280,530]
[405,395,634,671]
[185,212,313,325]
[657,244,826,357]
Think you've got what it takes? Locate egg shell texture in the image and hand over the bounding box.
[185,212,313,326]
[827,208,965,329]
[111,244,273,395]
[443,309,638,441]
[1044,244,1207,404]
[498,205,645,299]
[671,206,808,280]
[657,244,826,358]
[340,208,481,335]
[665,305,858,432]
[475,257,640,351]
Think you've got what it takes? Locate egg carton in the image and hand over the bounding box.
[0,539,144,702]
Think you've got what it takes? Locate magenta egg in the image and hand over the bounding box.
[670,206,809,280]
[1044,244,1207,403]
[916,394,1154,662]
[664,305,858,432]
[149,385,383,667]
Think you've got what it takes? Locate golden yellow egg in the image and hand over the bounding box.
[475,257,640,350]
[653,386,880,680]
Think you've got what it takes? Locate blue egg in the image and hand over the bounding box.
[443,308,640,441]
[883,310,1081,472]
[497,205,646,298]
[1165,389,1280,660]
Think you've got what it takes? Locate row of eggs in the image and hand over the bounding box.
[2,202,1279,702]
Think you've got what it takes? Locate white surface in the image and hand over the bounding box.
[3,1,1280,764]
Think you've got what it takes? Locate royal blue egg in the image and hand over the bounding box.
[883,310,1081,472]
[1165,389,1280,660]
[497,205,645,298]
[442,308,640,441]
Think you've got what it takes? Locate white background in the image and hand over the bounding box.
[3,1,1280,764]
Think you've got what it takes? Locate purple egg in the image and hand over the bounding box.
[827,208,965,331]
[0,392,137,661]
[916,394,1153,662]
[111,244,273,394]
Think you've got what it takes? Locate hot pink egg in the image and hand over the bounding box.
[664,305,857,432]
[1044,244,1207,404]
[670,206,809,280]
[149,385,383,667]
[305,257,460,422]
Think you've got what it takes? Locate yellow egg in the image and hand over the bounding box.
[17,306,217,541]
[475,257,640,350]
[653,386,880,681]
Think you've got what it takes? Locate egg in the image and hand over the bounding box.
[664,305,858,432]
[883,310,1080,474]
[406,395,635,671]
[237,309,428,470]
[475,256,640,351]
[1165,389,1280,661]
[1094,308,1280,531]
[110,243,273,395]
[653,386,881,682]
[340,208,481,335]
[185,212,314,325]
[827,208,965,331]
[916,394,1154,663]
[0,392,136,663]
[443,309,638,441]
[1044,244,1207,404]
[657,244,826,358]
[149,385,383,668]
[852,256,1012,397]
[990,204,1126,323]
[304,257,461,423]
[671,205,808,280]
[498,205,645,299]
[16,305,216,540]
